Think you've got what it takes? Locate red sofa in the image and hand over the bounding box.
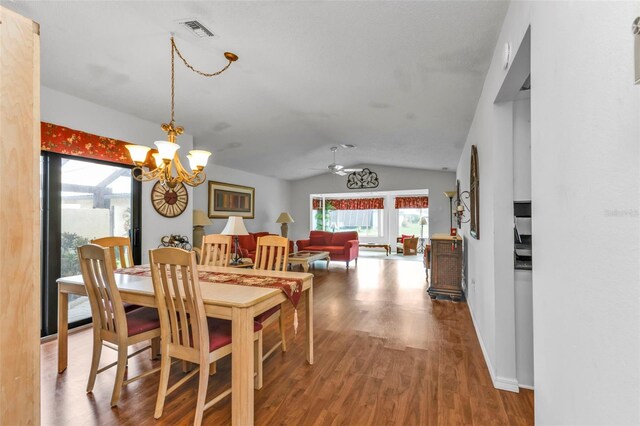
[237,232,294,261]
[296,231,359,269]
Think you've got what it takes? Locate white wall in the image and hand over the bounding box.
[513,96,531,202]
[191,162,292,236]
[458,1,640,423]
[42,86,193,262]
[289,165,455,242]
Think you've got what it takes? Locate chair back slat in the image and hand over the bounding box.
[91,236,134,269]
[199,234,232,267]
[254,236,289,272]
[149,248,208,353]
[78,244,126,337]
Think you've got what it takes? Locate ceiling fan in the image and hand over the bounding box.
[326,146,363,176]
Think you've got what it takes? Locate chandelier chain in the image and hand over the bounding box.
[170,37,175,124]
[171,37,234,78]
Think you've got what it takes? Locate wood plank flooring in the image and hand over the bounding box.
[40,257,534,425]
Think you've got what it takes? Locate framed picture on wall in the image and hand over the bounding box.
[207,181,255,219]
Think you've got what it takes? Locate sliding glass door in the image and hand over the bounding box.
[41,153,141,336]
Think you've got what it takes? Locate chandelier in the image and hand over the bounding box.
[125,36,238,188]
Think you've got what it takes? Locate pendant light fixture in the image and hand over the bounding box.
[125,35,238,188]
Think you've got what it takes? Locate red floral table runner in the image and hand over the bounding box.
[115,265,303,308]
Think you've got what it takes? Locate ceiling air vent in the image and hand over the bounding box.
[179,19,215,38]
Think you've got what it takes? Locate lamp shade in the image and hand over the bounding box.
[443,191,456,199]
[221,216,249,236]
[186,150,211,170]
[419,216,428,226]
[275,212,294,224]
[193,209,212,227]
[155,141,180,160]
[125,144,151,163]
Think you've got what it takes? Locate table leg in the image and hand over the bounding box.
[231,306,255,425]
[305,286,314,365]
[326,256,331,269]
[302,262,310,273]
[58,289,68,373]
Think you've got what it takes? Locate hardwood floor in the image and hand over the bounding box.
[41,257,534,425]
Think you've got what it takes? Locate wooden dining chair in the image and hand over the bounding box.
[253,235,289,363]
[77,244,161,407]
[92,236,141,313]
[90,236,134,269]
[199,234,232,267]
[149,247,263,426]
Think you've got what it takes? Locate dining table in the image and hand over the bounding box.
[56,264,314,425]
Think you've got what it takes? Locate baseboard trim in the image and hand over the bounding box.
[519,384,535,390]
[40,322,92,344]
[495,376,520,393]
[465,300,520,393]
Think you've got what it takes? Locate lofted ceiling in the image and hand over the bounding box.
[8,1,508,180]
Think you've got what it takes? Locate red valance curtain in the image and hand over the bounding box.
[313,197,384,210]
[395,196,429,209]
[41,122,147,166]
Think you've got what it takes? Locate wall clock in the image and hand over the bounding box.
[151,181,188,218]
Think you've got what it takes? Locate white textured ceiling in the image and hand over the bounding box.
[8,1,508,180]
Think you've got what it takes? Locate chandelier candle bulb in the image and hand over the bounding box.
[125,144,151,164]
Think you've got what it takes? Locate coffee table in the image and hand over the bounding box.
[288,251,330,272]
[360,243,391,255]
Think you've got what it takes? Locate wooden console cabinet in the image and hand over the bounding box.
[427,234,463,300]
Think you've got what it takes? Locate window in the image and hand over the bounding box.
[398,208,428,238]
[311,197,384,237]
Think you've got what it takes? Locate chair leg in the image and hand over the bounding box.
[154,351,171,419]
[110,345,128,407]
[254,332,263,390]
[279,309,287,353]
[346,261,350,269]
[209,361,217,376]
[193,363,209,426]
[86,332,102,393]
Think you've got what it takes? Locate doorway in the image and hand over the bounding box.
[40,153,142,336]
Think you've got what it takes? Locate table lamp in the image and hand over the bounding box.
[193,209,212,250]
[221,216,249,264]
[275,212,294,238]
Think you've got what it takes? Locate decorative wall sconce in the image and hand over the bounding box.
[454,179,471,228]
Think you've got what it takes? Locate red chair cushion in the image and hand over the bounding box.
[401,234,415,242]
[331,231,359,245]
[126,307,160,337]
[254,305,280,324]
[206,317,263,352]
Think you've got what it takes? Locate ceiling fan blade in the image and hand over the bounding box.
[335,170,348,176]
[342,168,363,172]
